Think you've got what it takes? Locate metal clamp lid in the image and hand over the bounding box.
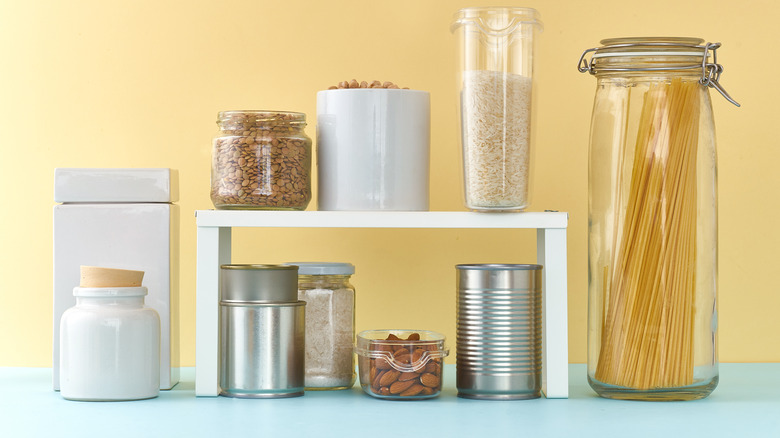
[577,40,740,107]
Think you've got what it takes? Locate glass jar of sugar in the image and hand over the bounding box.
[290,262,356,390]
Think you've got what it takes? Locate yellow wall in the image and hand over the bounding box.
[1,0,777,367]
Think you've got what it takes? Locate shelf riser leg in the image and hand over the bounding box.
[195,226,231,396]
[538,227,569,398]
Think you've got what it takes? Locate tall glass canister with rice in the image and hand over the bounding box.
[578,38,739,400]
[451,7,542,211]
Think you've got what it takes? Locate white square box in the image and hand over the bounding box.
[53,168,180,390]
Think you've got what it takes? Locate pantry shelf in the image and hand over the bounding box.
[194,210,569,398]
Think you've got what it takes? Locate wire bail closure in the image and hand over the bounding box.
[577,41,740,107]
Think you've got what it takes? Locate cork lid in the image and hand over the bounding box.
[80,266,145,287]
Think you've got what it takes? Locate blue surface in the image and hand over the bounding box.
[2,364,778,437]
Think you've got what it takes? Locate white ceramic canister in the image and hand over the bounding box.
[316,89,430,211]
[60,287,161,401]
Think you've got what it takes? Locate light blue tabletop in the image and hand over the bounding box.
[2,364,777,437]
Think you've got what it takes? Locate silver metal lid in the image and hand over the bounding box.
[456,264,542,290]
[287,262,355,276]
[220,264,298,303]
[457,263,542,270]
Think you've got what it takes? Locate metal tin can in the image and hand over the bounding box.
[456,264,542,400]
[219,264,305,398]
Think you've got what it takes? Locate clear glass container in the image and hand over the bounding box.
[451,7,542,211]
[579,37,738,400]
[211,111,312,210]
[294,262,356,390]
[355,329,449,400]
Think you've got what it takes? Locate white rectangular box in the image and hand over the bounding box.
[53,169,180,390]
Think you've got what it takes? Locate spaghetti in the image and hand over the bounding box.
[595,78,700,389]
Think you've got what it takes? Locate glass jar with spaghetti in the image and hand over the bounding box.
[578,38,739,401]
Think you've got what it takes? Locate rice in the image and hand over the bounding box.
[461,70,532,210]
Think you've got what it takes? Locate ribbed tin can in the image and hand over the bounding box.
[219,264,305,398]
[456,264,542,400]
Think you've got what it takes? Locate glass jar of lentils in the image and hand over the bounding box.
[211,111,312,210]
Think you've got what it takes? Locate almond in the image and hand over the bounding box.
[393,348,410,357]
[394,353,411,364]
[372,343,393,352]
[398,372,420,381]
[411,348,425,363]
[379,370,400,387]
[400,383,425,397]
[424,362,438,374]
[406,333,420,341]
[379,387,391,396]
[389,379,415,394]
[386,333,401,341]
[420,387,434,396]
[372,370,386,389]
[374,356,392,370]
[420,372,440,388]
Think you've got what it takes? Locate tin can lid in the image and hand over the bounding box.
[456,263,542,270]
[287,262,355,276]
[220,264,299,303]
[456,264,542,291]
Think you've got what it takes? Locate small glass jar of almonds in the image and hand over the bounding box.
[211,111,312,210]
[355,329,449,400]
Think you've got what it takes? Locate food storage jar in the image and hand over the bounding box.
[292,262,356,390]
[219,264,305,398]
[355,329,449,400]
[578,37,739,401]
[211,111,312,210]
[60,286,160,401]
[451,7,542,211]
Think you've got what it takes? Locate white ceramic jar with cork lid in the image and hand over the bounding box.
[59,267,160,401]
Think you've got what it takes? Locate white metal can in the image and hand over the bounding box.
[59,287,160,401]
